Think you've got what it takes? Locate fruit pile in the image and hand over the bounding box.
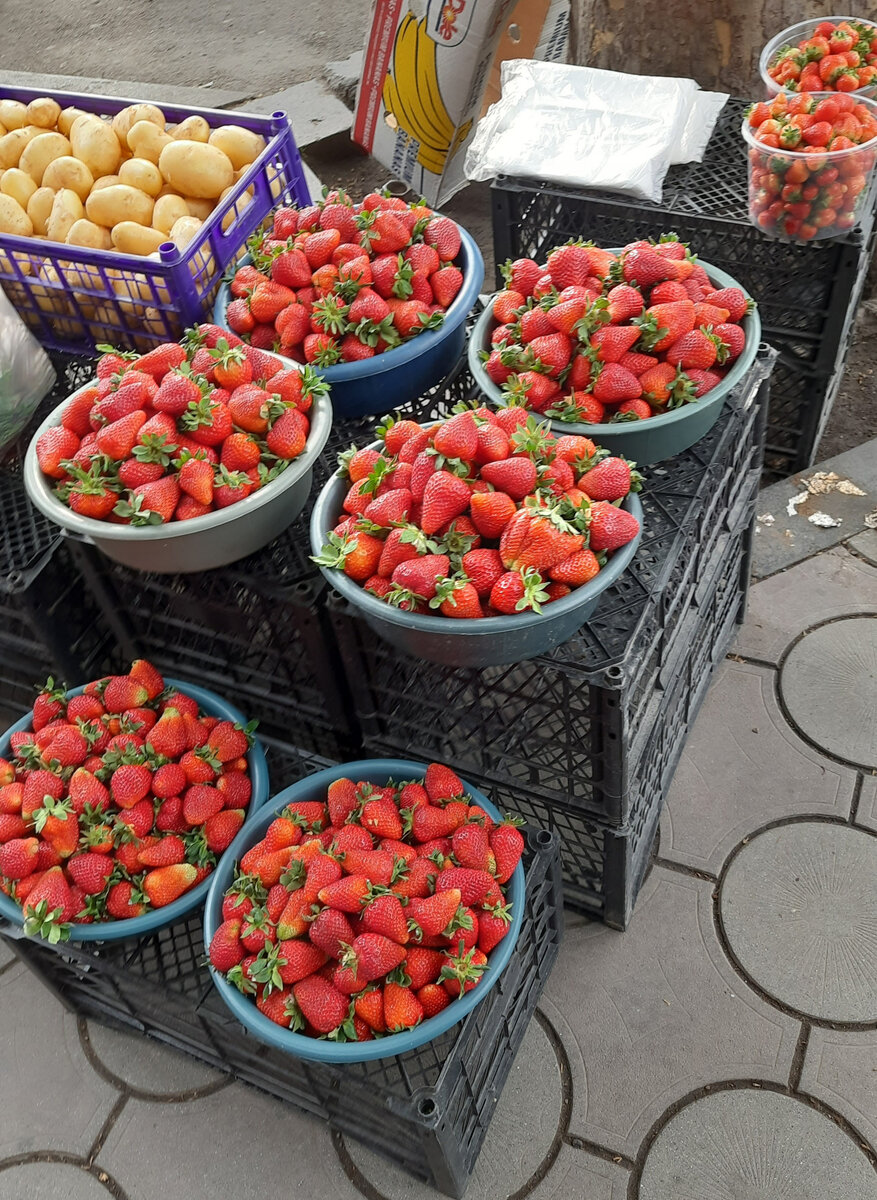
[223,191,464,365]
[34,325,325,523]
[0,662,257,942]
[482,237,752,424]
[314,409,640,618]
[746,92,877,239]
[766,20,877,94]
[208,763,524,1039]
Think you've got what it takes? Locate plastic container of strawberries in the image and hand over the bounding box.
[22,371,333,574]
[212,225,484,420]
[759,16,877,98]
[309,430,644,669]
[467,256,761,465]
[203,758,525,1063]
[0,676,270,942]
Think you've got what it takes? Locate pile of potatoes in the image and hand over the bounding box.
[0,96,266,255]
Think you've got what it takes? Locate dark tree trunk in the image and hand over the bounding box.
[568,1,869,95]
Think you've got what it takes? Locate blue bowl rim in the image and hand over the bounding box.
[0,676,269,943]
[213,225,485,383]
[203,759,526,1063]
[309,427,644,639]
[468,254,762,440]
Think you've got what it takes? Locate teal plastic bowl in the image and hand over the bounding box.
[0,677,269,943]
[310,431,644,668]
[203,759,525,1063]
[468,256,762,465]
[214,226,484,420]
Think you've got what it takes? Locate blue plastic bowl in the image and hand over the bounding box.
[203,759,525,1063]
[468,257,762,465]
[213,226,484,419]
[310,430,644,668]
[0,677,269,943]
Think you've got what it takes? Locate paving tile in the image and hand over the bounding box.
[720,821,877,1023]
[0,68,248,109]
[84,1020,225,1097]
[0,937,16,971]
[0,1161,118,1199]
[752,437,877,578]
[734,546,877,666]
[800,1027,877,1151]
[848,527,877,568]
[638,1088,877,1200]
[539,867,799,1160]
[660,661,858,875]
[323,50,363,109]
[527,1144,629,1199]
[856,773,877,834]
[0,969,119,1158]
[343,1014,563,1199]
[97,1083,360,1200]
[239,79,352,146]
[780,617,877,769]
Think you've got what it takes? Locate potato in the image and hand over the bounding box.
[0,100,27,131]
[0,123,6,138]
[58,106,90,136]
[208,124,266,170]
[66,218,112,250]
[26,97,62,129]
[171,115,210,143]
[159,141,233,199]
[218,183,252,231]
[70,116,122,177]
[19,133,73,185]
[42,155,93,201]
[118,157,163,197]
[111,221,167,255]
[168,214,203,247]
[127,120,172,165]
[86,183,154,228]
[26,186,55,234]
[32,264,72,317]
[0,126,41,170]
[1,167,38,209]
[152,192,189,234]
[183,196,213,221]
[112,103,165,144]
[90,174,120,192]
[46,188,85,244]
[0,193,33,236]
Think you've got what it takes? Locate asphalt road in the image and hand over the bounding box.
[0,0,372,93]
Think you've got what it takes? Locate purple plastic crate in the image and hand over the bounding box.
[0,86,310,353]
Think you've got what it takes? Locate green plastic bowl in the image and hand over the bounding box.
[203,759,525,1063]
[468,256,761,465]
[310,430,643,669]
[0,677,269,943]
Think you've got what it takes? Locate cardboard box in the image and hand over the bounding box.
[353,0,569,206]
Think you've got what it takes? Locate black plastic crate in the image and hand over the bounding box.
[491,98,874,479]
[327,354,770,829]
[3,824,562,1198]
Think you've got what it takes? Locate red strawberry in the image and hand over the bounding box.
[110,763,152,809]
[621,246,674,288]
[528,332,572,377]
[22,866,75,938]
[308,907,356,960]
[0,836,39,879]
[685,369,723,398]
[500,508,583,572]
[702,286,750,323]
[489,568,549,615]
[209,918,245,972]
[578,457,633,501]
[590,325,640,364]
[663,327,722,371]
[606,284,644,322]
[469,491,516,540]
[441,946,488,997]
[501,257,542,297]
[546,243,593,289]
[592,363,643,404]
[588,501,641,552]
[182,785,224,826]
[713,323,745,363]
[106,880,148,920]
[550,548,601,586]
[340,932,407,981]
[423,216,460,261]
[289,975,349,1035]
[177,456,214,506]
[433,411,478,460]
[460,548,505,599]
[420,472,470,535]
[95,410,147,460]
[204,808,245,852]
[383,981,423,1031]
[407,888,464,940]
[436,867,494,905]
[148,707,188,758]
[142,863,198,907]
[639,300,696,353]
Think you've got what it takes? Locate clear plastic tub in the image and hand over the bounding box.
[742,95,877,241]
[760,16,877,97]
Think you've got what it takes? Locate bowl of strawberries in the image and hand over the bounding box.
[204,759,525,1062]
[310,410,643,668]
[23,327,333,574]
[0,660,269,944]
[213,190,484,419]
[468,237,761,465]
[760,17,877,98]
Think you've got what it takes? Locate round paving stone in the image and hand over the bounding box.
[85,1020,225,1097]
[341,1015,563,1199]
[638,1088,877,1200]
[0,1161,117,1199]
[720,822,877,1023]
[780,617,877,768]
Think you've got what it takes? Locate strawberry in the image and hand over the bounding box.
[550,549,601,586]
[546,243,593,289]
[207,721,250,763]
[147,707,188,758]
[340,932,407,981]
[441,946,487,997]
[621,246,673,288]
[209,918,245,972]
[106,880,147,920]
[420,472,472,535]
[423,763,464,803]
[527,332,572,376]
[276,940,329,985]
[702,286,750,323]
[314,529,383,582]
[142,863,198,907]
[431,265,463,307]
[461,548,505,598]
[590,325,641,364]
[177,456,214,506]
[289,975,349,1035]
[117,798,154,839]
[110,762,152,808]
[407,888,463,940]
[308,907,356,959]
[592,363,643,404]
[0,836,40,879]
[637,300,696,353]
[95,409,147,461]
[436,867,494,906]
[685,369,723,398]
[431,577,482,619]
[500,508,583,572]
[489,568,550,615]
[22,867,75,940]
[182,784,224,826]
[713,323,745,363]
[663,327,723,371]
[391,554,451,601]
[433,411,478,461]
[606,283,644,323]
[417,982,451,1017]
[588,501,641,552]
[423,216,460,261]
[383,981,423,1031]
[578,457,633,501]
[469,491,517,539]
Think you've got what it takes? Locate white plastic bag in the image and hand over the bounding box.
[0,285,56,451]
[465,60,728,202]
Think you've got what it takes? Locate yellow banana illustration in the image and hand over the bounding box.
[382,13,471,172]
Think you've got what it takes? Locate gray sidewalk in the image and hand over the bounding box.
[1,443,875,1199]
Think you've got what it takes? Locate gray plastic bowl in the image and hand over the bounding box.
[310,433,643,668]
[23,375,333,573]
[468,256,761,465]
